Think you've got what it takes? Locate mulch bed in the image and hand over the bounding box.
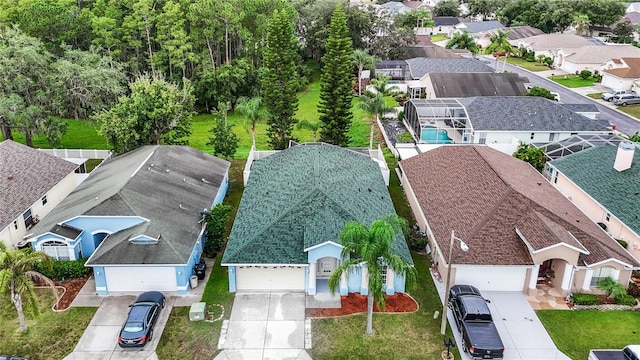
[307,292,418,318]
[597,295,617,305]
[38,277,89,311]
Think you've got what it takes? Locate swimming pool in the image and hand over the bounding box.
[421,127,452,144]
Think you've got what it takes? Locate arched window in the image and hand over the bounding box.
[41,240,70,261]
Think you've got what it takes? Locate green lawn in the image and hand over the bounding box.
[587,93,602,100]
[549,75,597,88]
[505,57,550,72]
[615,104,640,120]
[538,310,640,360]
[310,251,459,359]
[430,34,447,42]
[10,118,109,149]
[0,289,96,360]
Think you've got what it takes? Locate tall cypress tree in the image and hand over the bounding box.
[261,9,299,150]
[318,5,354,147]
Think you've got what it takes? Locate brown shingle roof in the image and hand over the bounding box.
[603,57,640,79]
[399,145,639,267]
[0,140,78,229]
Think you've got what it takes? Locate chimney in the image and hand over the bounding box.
[614,141,636,172]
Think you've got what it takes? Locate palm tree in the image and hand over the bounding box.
[296,118,322,142]
[365,74,402,100]
[352,49,380,97]
[359,93,394,149]
[486,29,513,72]
[572,14,591,36]
[328,215,417,335]
[445,31,479,56]
[0,243,58,332]
[235,96,268,149]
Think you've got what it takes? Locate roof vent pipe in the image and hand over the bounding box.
[614,141,635,172]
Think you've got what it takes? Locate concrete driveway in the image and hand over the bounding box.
[63,295,174,360]
[215,292,311,360]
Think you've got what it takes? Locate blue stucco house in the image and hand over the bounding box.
[27,145,230,295]
[221,143,412,297]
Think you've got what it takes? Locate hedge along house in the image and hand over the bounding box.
[399,145,639,297]
[222,143,413,296]
[26,146,230,295]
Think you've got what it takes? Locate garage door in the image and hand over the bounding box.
[236,266,305,291]
[105,266,177,292]
[455,266,527,292]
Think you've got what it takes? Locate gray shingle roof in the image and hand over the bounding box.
[550,145,640,239]
[400,145,638,267]
[406,58,494,79]
[427,73,529,97]
[433,17,463,26]
[0,140,78,229]
[30,145,230,266]
[559,103,600,113]
[461,21,504,33]
[457,97,611,131]
[222,143,412,265]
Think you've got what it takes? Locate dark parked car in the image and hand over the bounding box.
[449,284,504,359]
[118,291,165,348]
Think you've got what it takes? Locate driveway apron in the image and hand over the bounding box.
[63,295,174,360]
[215,291,311,360]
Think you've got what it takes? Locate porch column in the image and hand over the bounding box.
[340,272,348,295]
[611,268,621,282]
[529,264,540,291]
[308,262,316,295]
[361,266,369,295]
[582,268,593,291]
[560,264,573,291]
[386,268,395,295]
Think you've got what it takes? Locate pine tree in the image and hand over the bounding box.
[208,101,238,159]
[261,9,299,150]
[318,5,354,147]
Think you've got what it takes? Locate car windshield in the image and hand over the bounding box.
[123,322,144,332]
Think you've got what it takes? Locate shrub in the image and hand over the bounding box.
[598,277,627,298]
[35,258,91,280]
[617,239,628,249]
[615,293,637,306]
[543,57,553,66]
[593,74,602,82]
[203,203,232,256]
[397,111,404,122]
[579,70,592,80]
[572,292,600,305]
[396,132,414,143]
[407,235,427,251]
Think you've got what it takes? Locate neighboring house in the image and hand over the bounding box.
[548,142,640,262]
[421,72,529,98]
[222,143,412,296]
[601,57,640,91]
[403,97,611,149]
[26,145,230,295]
[0,140,78,247]
[477,25,544,48]
[426,17,463,35]
[379,1,411,16]
[514,34,593,62]
[407,36,464,59]
[627,2,640,13]
[451,20,504,45]
[399,145,639,297]
[557,45,640,74]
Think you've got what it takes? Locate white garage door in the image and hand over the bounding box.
[105,266,177,292]
[236,266,305,291]
[455,266,527,292]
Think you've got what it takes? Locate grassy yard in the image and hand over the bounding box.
[10,118,109,149]
[615,104,640,120]
[310,251,459,359]
[430,34,447,42]
[587,93,602,100]
[538,310,640,360]
[505,57,550,72]
[549,75,597,88]
[0,289,96,360]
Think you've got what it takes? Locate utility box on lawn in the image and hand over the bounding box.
[189,302,206,321]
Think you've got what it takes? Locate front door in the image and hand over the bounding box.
[317,257,337,278]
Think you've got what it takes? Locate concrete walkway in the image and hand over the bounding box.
[214,292,312,360]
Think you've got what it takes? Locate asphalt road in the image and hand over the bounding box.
[479,57,640,136]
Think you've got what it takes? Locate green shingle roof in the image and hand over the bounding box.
[550,145,640,236]
[222,144,412,265]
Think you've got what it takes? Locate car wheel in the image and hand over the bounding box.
[161,298,165,308]
[608,98,613,102]
[148,329,153,341]
[623,102,628,106]
[461,338,468,353]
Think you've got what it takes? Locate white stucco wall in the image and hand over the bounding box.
[601,73,634,90]
[1,172,77,247]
